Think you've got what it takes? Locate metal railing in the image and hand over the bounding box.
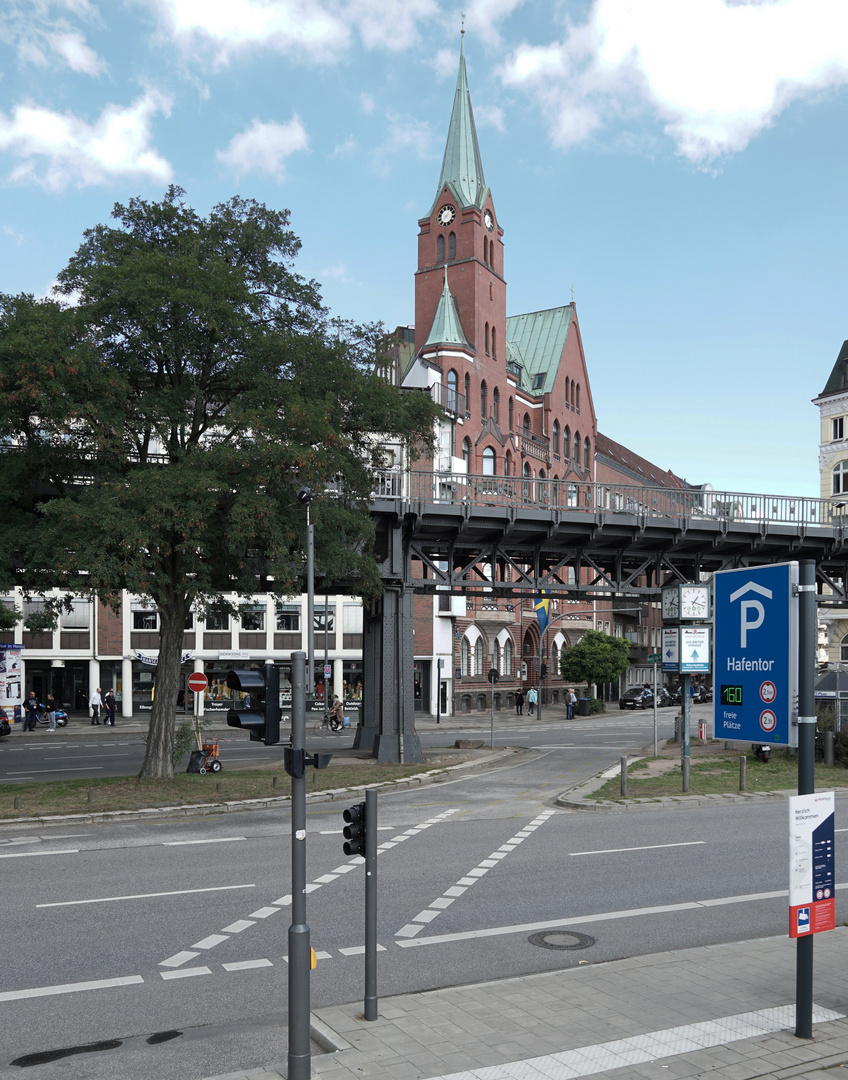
[371,470,838,529]
[430,382,466,417]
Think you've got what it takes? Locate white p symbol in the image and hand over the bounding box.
[740,600,764,648]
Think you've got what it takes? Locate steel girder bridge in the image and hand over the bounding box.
[355,470,848,763]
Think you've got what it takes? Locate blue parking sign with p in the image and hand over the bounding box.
[713,562,798,746]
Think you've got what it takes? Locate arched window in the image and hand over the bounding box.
[508,397,514,430]
[574,430,580,461]
[564,425,570,457]
[571,379,575,407]
[474,638,485,675]
[492,386,500,424]
[482,446,495,475]
[480,380,488,419]
[502,638,513,676]
[504,450,512,476]
[841,634,848,662]
[483,237,488,263]
[552,420,560,456]
[489,241,495,268]
[447,369,458,412]
[523,413,530,433]
[462,437,471,468]
[584,436,590,469]
[552,476,559,506]
[461,637,470,676]
[492,327,497,359]
[576,383,581,411]
[551,642,559,676]
[523,461,532,502]
[448,232,456,260]
[567,483,578,507]
[436,235,445,263]
[834,461,848,495]
[538,467,547,505]
[485,322,489,355]
[465,373,471,416]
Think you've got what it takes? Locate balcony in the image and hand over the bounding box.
[519,431,550,462]
[431,382,466,418]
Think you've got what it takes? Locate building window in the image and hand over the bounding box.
[130,600,158,630]
[504,450,512,476]
[508,397,514,430]
[482,447,495,475]
[462,437,471,468]
[567,483,578,507]
[523,413,530,433]
[315,605,335,635]
[240,604,266,631]
[574,430,580,461]
[276,604,301,631]
[343,603,363,646]
[437,235,445,263]
[480,380,488,419]
[564,425,570,456]
[205,608,229,631]
[447,369,459,412]
[474,639,485,675]
[465,373,471,416]
[576,383,580,411]
[532,373,544,390]
[448,232,456,260]
[552,420,560,456]
[492,386,500,424]
[841,634,848,662]
[834,417,844,441]
[61,598,90,629]
[492,327,496,359]
[485,322,489,354]
[834,461,848,495]
[571,380,575,407]
[584,436,590,468]
[483,237,488,263]
[502,638,513,676]
[461,637,470,676]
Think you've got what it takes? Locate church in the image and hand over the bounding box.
[392,37,692,716]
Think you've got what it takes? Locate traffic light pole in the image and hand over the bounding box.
[364,788,378,1021]
[795,560,816,1039]
[288,651,311,1080]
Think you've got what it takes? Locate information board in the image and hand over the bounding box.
[661,627,679,673]
[789,792,835,938]
[714,563,798,746]
[680,626,710,673]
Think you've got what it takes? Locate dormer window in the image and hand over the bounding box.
[532,373,544,391]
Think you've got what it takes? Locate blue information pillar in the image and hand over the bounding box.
[714,562,799,746]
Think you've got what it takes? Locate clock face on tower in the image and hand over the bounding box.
[661,586,679,620]
[484,210,494,232]
[438,204,456,226]
[680,585,710,620]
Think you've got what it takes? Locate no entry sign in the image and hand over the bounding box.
[187,673,208,693]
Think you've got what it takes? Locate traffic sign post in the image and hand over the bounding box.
[187,672,208,750]
[647,653,661,756]
[488,667,499,748]
[713,563,799,746]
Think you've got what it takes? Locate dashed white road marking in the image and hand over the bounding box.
[338,944,387,956]
[222,959,273,971]
[192,934,230,950]
[221,919,255,933]
[160,967,211,980]
[0,849,78,859]
[395,809,557,939]
[163,837,245,846]
[39,884,255,908]
[159,951,199,968]
[570,841,707,857]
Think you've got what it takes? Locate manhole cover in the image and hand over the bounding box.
[528,930,595,951]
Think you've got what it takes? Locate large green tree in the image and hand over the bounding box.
[560,630,631,694]
[0,187,438,778]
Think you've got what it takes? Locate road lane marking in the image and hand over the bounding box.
[0,975,143,1002]
[163,837,245,846]
[193,934,229,949]
[249,907,280,919]
[422,1005,845,1080]
[221,920,255,933]
[395,809,557,939]
[0,849,78,859]
[37,884,255,908]
[160,967,211,980]
[5,768,103,774]
[570,841,707,856]
[339,944,387,956]
[160,951,199,968]
[222,959,273,971]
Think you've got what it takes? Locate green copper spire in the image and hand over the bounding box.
[424,267,469,347]
[436,34,488,209]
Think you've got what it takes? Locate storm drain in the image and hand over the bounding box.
[528,930,596,951]
[10,1040,123,1067]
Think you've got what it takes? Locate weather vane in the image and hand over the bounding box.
[571,284,575,302]
[461,11,465,33]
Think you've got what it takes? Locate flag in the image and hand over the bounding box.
[534,595,550,633]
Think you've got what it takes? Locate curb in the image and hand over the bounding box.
[1,747,522,831]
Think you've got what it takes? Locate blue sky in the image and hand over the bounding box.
[2,1,848,498]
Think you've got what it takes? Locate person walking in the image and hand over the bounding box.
[566,689,577,720]
[44,692,57,731]
[23,691,40,731]
[103,689,117,726]
[527,686,537,715]
[89,687,103,725]
[515,689,524,716]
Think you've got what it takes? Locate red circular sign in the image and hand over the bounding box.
[759,709,777,733]
[187,673,208,693]
[760,681,777,704]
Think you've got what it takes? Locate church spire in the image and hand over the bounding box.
[424,267,469,347]
[435,35,488,210]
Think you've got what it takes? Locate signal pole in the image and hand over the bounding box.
[288,651,311,1080]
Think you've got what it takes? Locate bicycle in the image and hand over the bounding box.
[311,712,345,735]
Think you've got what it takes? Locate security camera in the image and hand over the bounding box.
[296,487,313,505]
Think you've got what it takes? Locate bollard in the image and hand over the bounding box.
[682,755,690,793]
[272,775,278,789]
[216,782,222,794]
[87,790,94,803]
[674,714,682,743]
[620,756,628,798]
[14,796,21,809]
[825,731,835,767]
[739,756,746,792]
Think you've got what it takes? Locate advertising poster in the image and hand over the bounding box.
[789,791,835,938]
[0,645,23,722]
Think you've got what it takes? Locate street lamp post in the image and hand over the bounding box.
[297,488,315,701]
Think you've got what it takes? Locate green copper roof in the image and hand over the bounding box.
[506,305,574,396]
[819,340,848,397]
[424,267,469,348]
[434,35,488,211]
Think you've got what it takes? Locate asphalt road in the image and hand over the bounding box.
[1,709,838,1080]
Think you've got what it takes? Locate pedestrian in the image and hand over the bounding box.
[527,686,537,715]
[103,688,117,726]
[567,688,576,720]
[89,686,103,725]
[44,692,57,732]
[23,691,40,731]
[329,694,344,731]
[515,689,524,716]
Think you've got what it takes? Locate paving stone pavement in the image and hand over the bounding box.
[200,927,848,1080]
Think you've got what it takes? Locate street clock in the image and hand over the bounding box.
[661,585,679,620]
[680,584,711,620]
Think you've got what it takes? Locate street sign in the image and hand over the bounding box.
[680,626,710,673]
[187,672,208,693]
[646,652,661,663]
[789,792,835,938]
[714,562,798,745]
[488,668,499,683]
[323,664,331,677]
[661,627,679,673]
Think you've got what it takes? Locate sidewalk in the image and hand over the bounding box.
[207,929,848,1080]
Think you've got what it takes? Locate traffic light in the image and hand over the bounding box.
[226,665,281,745]
[541,663,548,679]
[342,802,367,856]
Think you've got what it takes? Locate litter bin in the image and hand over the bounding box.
[578,698,591,717]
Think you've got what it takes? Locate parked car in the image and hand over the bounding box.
[655,686,674,707]
[619,686,653,710]
[690,684,713,704]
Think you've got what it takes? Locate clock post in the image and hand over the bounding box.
[662,583,712,788]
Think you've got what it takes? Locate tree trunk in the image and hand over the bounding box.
[138,598,186,780]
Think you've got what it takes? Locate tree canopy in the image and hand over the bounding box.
[559,630,630,692]
[0,187,439,778]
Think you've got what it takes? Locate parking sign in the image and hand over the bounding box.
[713,563,798,746]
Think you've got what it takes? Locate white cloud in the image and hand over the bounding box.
[332,134,357,156]
[462,0,528,47]
[474,104,505,132]
[360,93,376,115]
[373,111,437,173]
[216,117,309,180]
[349,0,438,51]
[47,30,105,75]
[2,2,105,76]
[502,0,848,163]
[434,47,456,80]
[2,224,24,246]
[0,91,173,192]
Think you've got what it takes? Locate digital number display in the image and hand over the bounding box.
[720,685,743,706]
